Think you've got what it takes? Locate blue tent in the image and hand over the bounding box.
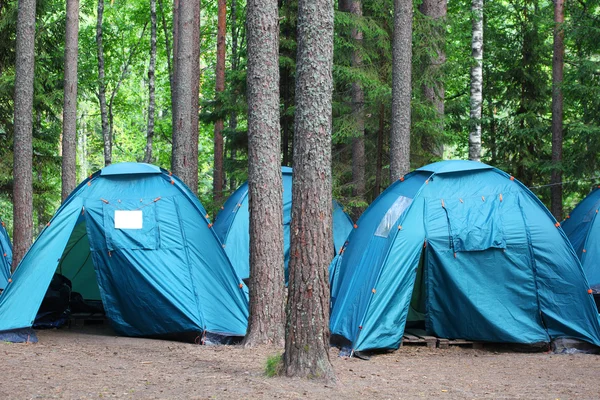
[562,186,600,287]
[330,160,600,353]
[0,218,12,290]
[213,166,354,281]
[0,163,248,340]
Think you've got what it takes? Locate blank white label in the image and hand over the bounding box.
[114,210,143,229]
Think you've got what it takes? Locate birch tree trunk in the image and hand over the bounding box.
[419,0,446,158]
[96,0,111,166]
[283,0,335,381]
[144,0,157,163]
[171,0,197,191]
[469,0,483,161]
[390,0,413,181]
[242,0,285,347]
[12,0,37,268]
[550,0,564,220]
[213,0,226,204]
[61,0,79,201]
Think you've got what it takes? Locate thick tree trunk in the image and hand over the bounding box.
[469,0,483,161]
[96,0,111,166]
[145,0,157,163]
[61,0,79,201]
[12,0,37,269]
[374,103,384,197]
[189,0,200,194]
[242,0,285,347]
[213,0,226,204]
[419,0,446,158]
[550,0,564,220]
[389,0,413,181]
[340,0,366,217]
[283,0,335,381]
[171,0,197,191]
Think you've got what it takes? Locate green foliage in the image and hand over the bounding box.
[264,353,283,377]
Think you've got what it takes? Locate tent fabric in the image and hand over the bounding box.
[562,187,600,287]
[330,160,600,353]
[213,166,354,281]
[0,218,12,290]
[0,163,248,339]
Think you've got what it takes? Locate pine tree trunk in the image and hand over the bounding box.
[145,0,157,163]
[189,0,200,194]
[171,0,197,191]
[61,0,79,201]
[96,0,111,166]
[341,0,366,218]
[469,0,483,161]
[242,0,285,347]
[12,0,37,269]
[419,0,446,158]
[283,0,335,381]
[213,0,226,204]
[550,0,564,220]
[389,0,413,181]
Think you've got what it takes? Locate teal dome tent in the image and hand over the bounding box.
[0,163,248,341]
[213,166,354,282]
[562,186,600,288]
[0,218,12,290]
[330,160,600,354]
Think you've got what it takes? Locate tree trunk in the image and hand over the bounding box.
[61,0,79,201]
[145,0,157,163]
[228,0,239,191]
[340,0,365,218]
[96,0,111,166]
[171,0,197,191]
[389,0,413,181]
[171,0,179,142]
[158,0,173,94]
[283,0,335,381]
[242,0,285,347]
[213,0,226,204]
[189,0,200,194]
[469,0,483,161]
[374,103,384,197]
[419,0,446,158]
[12,0,37,269]
[550,0,564,220]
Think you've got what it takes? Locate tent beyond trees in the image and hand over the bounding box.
[562,186,600,288]
[0,218,12,290]
[0,163,248,341]
[213,166,354,281]
[330,160,600,353]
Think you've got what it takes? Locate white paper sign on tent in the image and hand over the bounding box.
[114,210,144,230]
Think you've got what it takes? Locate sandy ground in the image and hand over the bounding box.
[1,326,599,399]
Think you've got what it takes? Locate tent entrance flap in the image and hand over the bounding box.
[406,250,426,325]
[56,220,101,301]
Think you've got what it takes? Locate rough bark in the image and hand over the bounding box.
[283,0,335,381]
[340,0,365,217]
[189,0,200,194]
[12,0,37,269]
[389,0,413,181]
[171,0,197,191]
[96,0,111,166]
[550,0,564,220]
[419,0,446,158]
[144,0,157,163]
[213,0,226,204]
[242,0,285,347]
[61,0,79,201]
[469,0,483,162]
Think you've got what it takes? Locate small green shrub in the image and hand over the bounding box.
[264,353,282,377]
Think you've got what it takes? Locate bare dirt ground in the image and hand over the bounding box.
[1,325,599,399]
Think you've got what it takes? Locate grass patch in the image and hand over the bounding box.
[265,353,282,377]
